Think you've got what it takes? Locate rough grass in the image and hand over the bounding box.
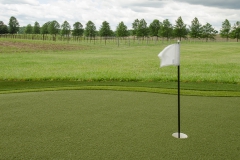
[1,90,239,159]
[0,39,89,53]
[0,38,239,84]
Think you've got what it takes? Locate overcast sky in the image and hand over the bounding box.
[0,0,239,31]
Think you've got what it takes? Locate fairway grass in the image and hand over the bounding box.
[0,38,240,84]
[1,90,240,159]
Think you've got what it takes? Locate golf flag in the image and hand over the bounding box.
[158,44,180,67]
[157,42,187,139]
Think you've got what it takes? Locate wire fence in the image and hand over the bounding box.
[0,34,238,46]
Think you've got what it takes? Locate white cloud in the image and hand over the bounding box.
[0,0,239,31]
[174,0,240,9]
[0,0,39,5]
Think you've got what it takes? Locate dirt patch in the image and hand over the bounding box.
[0,40,89,53]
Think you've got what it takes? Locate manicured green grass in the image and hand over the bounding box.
[0,38,239,84]
[0,90,239,159]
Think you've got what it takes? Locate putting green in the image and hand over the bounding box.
[0,90,239,159]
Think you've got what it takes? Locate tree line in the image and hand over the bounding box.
[0,16,240,42]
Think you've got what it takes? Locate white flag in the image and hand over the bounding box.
[158,44,180,67]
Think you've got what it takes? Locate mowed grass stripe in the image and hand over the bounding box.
[0,90,239,159]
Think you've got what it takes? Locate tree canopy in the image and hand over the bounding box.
[2,15,240,42]
[0,21,8,34]
[189,17,202,39]
[61,20,71,36]
[25,24,33,34]
[136,19,148,37]
[149,19,161,37]
[132,19,139,36]
[8,16,19,34]
[84,21,96,37]
[174,16,188,41]
[158,19,173,40]
[230,21,240,42]
[201,23,218,41]
[72,22,84,36]
[220,19,231,41]
[116,21,128,37]
[99,21,112,37]
[48,20,60,37]
[41,21,50,35]
[33,21,40,34]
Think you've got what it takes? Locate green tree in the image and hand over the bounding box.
[0,21,8,34]
[174,16,188,41]
[41,21,50,40]
[33,21,40,34]
[189,17,202,39]
[99,21,113,44]
[116,21,128,37]
[72,22,84,36]
[149,19,162,37]
[132,19,139,36]
[8,16,19,34]
[201,23,218,41]
[48,20,60,40]
[128,29,133,36]
[84,21,96,37]
[61,20,71,37]
[158,19,173,41]
[230,21,240,42]
[41,22,50,34]
[25,24,33,34]
[99,21,112,37]
[220,19,231,41]
[136,19,148,38]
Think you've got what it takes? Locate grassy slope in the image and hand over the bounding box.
[1,90,239,159]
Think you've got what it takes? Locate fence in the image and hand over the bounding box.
[0,34,238,46]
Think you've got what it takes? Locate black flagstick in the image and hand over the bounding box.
[178,64,180,138]
[177,41,180,138]
[172,41,187,139]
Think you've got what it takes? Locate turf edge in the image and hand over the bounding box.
[1,85,239,97]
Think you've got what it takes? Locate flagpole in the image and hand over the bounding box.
[178,65,180,138]
[177,41,181,138]
[158,40,188,139]
[172,41,187,139]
